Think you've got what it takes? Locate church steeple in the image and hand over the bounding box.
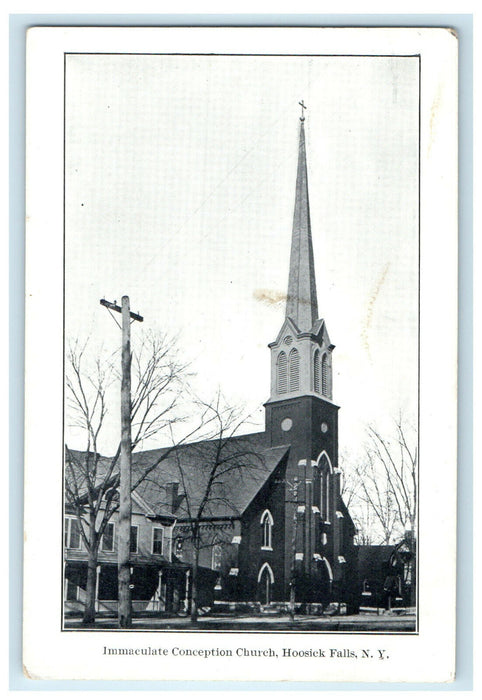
[267,108,334,406]
[264,109,343,591]
[286,110,318,332]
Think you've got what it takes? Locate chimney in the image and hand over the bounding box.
[165,482,179,512]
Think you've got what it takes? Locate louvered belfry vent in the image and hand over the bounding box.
[277,351,288,393]
[322,354,328,396]
[314,349,320,393]
[289,348,300,391]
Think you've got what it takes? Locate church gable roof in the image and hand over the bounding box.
[132,434,290,520]
[311,319,333,348]
[268,316,301,347]
[269,316,333,350]
[65,434,289,521]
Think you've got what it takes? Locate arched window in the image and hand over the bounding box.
[318,453,332,520]
[314,349,320,393]
[318,452,332,472]
[277,352,288,393]
[321,354,329,396]
[260,509,274,550]
[325,472,330,521]
[289,348,300,392]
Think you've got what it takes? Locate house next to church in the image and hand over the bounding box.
[64,111,362,615]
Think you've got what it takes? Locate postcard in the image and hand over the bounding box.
[24,26,457,682]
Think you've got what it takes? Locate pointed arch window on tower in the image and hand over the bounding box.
[314,349,320,393]
[277,351,288,393]
[319,453,332,521]
[289,348,300,392]
[321,353,329,396]
[325,471,330,522]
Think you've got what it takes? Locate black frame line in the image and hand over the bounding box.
[61,51,421,636]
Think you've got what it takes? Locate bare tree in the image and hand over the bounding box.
[352,454,400,545]
[342,417,417,545]
[137,391,267,623]
[367,417,417,539]
[339,450,375,545]
[64,332,191,624]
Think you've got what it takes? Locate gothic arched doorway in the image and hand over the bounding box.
[315,557,333,606]
[257,563,274,605]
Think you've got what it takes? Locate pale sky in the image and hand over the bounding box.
[64,53,419,456]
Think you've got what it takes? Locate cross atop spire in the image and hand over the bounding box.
[298,100,307,121]
[285,113,319,331]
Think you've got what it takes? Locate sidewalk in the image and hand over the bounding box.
[64,612,416,632]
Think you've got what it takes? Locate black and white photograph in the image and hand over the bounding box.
[63,52,419,634]
[23,27,457,683]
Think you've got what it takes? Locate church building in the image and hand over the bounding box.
[64,110,358,616]
[133,109,357,610]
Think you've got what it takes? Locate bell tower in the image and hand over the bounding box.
[263,108,346,601]
[265,108,339,470]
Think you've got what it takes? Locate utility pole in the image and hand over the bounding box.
[100,296,143,628]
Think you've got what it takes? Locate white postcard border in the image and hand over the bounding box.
[23,26,457,683]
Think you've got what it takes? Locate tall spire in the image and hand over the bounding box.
[286,110,319,331]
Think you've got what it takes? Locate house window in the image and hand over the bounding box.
[211,542,222,571]
[289,348,300,391]
[260,509,274,550]
[404,560,413,586]
[64,516,81,549]
[314,349,320,393]
[130,525,138,554]
[101,522,115,552]
[152,527,163,555]
[277,351,288,393]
